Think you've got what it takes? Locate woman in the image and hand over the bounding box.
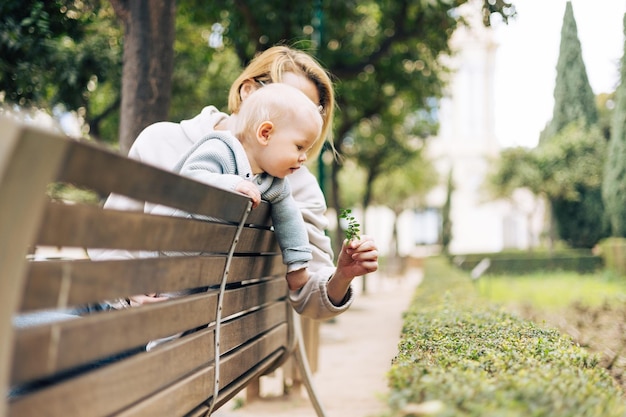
[95,45,379,319]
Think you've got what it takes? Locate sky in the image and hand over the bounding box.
[493,0,626,148]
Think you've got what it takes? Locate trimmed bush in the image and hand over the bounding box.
[381,257,626,417]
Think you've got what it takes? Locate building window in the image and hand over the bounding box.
[413,208,441,245]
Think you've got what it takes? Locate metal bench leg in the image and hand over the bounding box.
[291,308,328,417]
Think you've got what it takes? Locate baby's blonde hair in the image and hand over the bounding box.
[232,83,322,145]
[228,45,335,159]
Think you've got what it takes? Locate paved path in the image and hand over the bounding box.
[214,269,422,417]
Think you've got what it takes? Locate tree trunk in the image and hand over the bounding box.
[391,209,400,259]
[110,0,176,154]
[330,156,343,257]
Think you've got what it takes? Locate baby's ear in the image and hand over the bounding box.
[256,121,274,145]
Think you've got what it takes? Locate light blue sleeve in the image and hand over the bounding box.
[269,180,313,266]
[177,139,242,191]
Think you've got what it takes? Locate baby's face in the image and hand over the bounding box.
[259,116,321,178]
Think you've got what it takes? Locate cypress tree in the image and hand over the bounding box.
[540,1,608,248]
[553,184,609,248]
[602,13,626,237]
[541,1,598,142]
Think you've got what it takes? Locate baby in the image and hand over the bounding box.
[161,82,323,291]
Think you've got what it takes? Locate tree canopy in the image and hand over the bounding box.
[540,1,598,142]
[0,1,121,139]
[489,122,608,248]
[490,1,609,249]
[1,0,517,241]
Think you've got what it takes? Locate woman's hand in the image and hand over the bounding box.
[327,235,379,305]
[336,235,379,278]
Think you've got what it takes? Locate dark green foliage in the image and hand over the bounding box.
[456,123,611,250]
[1,0,516,224]
[0,1,514,143]
[487,146,539,197]
[552,185,610,248]
[181,0,514,246]
[544,123,609,248]
[602,14,626,237]
[169,6,240,121]
[0,1,121,132]
[541,1,598,142]
[382,257,626,417]
[534,2,608,248]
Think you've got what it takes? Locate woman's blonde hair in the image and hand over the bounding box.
[228,45,335,159]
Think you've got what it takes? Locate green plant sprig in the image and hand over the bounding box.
[340,209,361,241]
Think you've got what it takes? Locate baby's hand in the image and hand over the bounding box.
[128,293,169,307]
[235,180,261,208]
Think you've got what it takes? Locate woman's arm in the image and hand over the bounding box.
[287,167,378,319]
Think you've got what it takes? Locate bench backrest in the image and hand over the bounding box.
[0,118,296,416]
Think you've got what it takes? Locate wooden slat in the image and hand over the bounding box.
[21,253,285,311]
[218,301,289,354]
[12,293,217,384]
[39,201,232,251]
[115,326,288,417]
[21,256,226,311]
[12,278,287,384]
[220,278,288,318]
[210,349,289,412]
[8,304,288,417]
[227,253,286,283]
[36,201,279,254]
[55,138,273,226]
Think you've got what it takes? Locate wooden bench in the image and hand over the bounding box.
[0,118,326,417]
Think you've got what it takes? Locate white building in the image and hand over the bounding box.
[421,4,544,255]
[361,4,544,257]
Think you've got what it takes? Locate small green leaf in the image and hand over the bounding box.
[340,208,361,241]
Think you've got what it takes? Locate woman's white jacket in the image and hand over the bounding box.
[90,106,353,320]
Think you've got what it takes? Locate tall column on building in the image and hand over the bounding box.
[425,5,505,254]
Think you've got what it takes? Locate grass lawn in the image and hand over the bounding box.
[475,271,626,310]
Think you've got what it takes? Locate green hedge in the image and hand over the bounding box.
[451,250,603,275]
[381,257,626,417]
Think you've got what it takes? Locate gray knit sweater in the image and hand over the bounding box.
[170,131,312,267]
